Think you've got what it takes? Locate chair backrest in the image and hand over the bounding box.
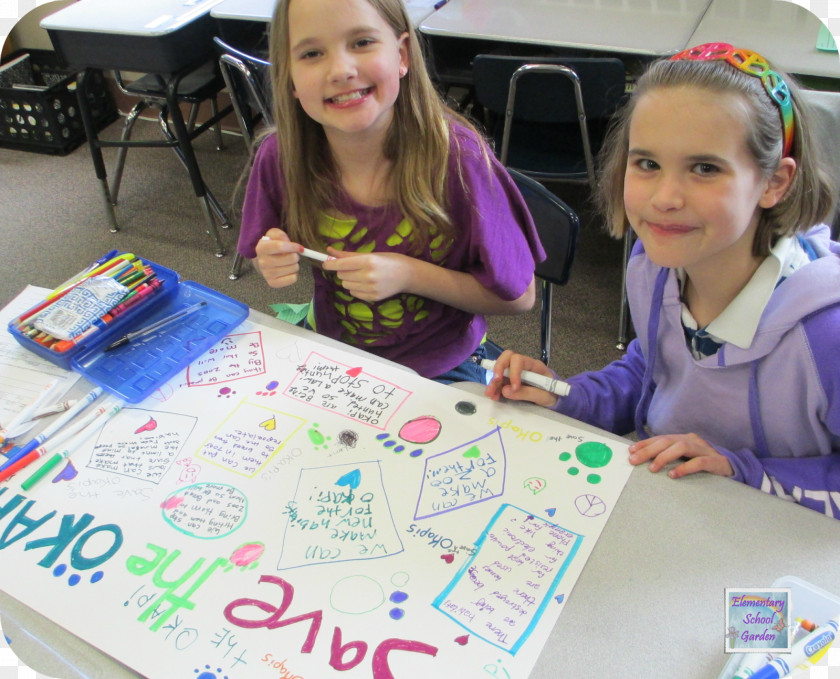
[508,167,579,365]
[509,168,578,287]
[213,36,273,141]
[473,54,625,123]
[473,54,626,183]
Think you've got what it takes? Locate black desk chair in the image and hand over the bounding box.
[75,59,234,257]
[472,54,632,350]
[508,168,579,367]
[214,37,272,146]
[214,37,273,280]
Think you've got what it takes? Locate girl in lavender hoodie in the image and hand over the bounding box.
[486,44,840,518]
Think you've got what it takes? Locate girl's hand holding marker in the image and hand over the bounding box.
[484,350,570,408]
[257,230,334,287]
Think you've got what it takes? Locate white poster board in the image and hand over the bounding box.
[0,296,632,679]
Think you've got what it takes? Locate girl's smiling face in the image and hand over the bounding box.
[623,86,784,278]
[287,0,408,145]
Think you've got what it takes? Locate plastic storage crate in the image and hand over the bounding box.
[0,49,117,155]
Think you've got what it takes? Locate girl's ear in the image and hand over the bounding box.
[397,31,410,77]
[759,156,796,209]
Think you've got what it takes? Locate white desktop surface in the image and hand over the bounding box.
[2,370,838,677]
[211,0,275,22]
[40,0,226,37]
[688,0,840,80]
[418,0,714,56]
[211,0,437,27]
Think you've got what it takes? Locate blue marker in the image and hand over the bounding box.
[751,617,838,679]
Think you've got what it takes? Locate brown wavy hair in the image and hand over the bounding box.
[268,0,485,253]
[596,56,837,256]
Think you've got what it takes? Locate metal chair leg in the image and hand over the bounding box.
[211,96,223,151]
[110,100,147,205]
[229,253,245,280]
[186,103,199,132]
[540,280,552,366]
[98,178,119,232]
[616,230,633,351]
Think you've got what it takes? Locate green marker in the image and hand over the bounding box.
[21,402,122,491]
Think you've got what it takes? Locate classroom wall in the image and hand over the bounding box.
[5,0,76,53]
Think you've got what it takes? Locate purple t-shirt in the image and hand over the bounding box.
[238,122,545,378]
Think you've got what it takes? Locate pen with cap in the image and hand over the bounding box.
[0,386,104,472]
[0,378,66,447]
[104,300,206,352]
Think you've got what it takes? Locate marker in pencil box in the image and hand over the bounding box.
[49,250,118,295]
[37,251,129,305]
[733,618,820,678]
[479,359,572,397]
[108,278,163,316]
[50,279,164,353]
[750,616,839,679]
[15,254,143,329]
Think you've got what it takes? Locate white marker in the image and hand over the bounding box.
[260,237,334,262]
[480,359,571,397]
[300,247,335,263]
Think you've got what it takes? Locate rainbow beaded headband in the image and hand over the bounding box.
[670,42,794,157]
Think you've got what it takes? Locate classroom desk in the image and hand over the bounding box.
[687,0,840,83]
[2,365,838,677]
[40,0,234,257]
[418,0,713,58]
[211,0,440,29]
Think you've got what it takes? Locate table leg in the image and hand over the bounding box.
[76,68,120,233]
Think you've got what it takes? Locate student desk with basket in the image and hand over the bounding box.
[40,0,235,258]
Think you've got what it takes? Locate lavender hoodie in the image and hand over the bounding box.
[554,224,840,518]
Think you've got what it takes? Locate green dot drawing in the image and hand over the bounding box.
[558,452,572,461]
[307,423,331,450]
[587,474,602,484]
[568,467,579,476]
[575,441,612,468]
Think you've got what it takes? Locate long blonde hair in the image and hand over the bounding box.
[269,0,481,252]
[596,56,837,256]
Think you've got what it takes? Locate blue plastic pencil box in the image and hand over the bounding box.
[8,255,249,402]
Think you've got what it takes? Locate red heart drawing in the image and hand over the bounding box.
[441,553,454,564]
[454,635,469,646]
[346,366,362,377]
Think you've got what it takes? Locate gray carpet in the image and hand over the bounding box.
[0,116,627,379]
